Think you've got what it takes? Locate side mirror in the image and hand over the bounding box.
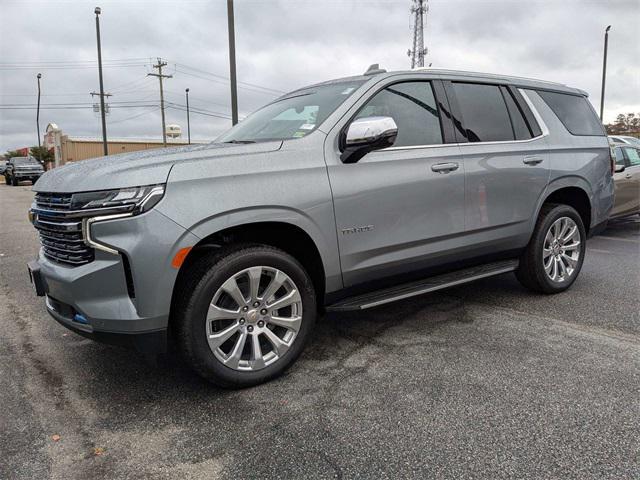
[615,164,625,173]
[340,116,398,164]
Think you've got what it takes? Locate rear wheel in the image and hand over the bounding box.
[516,204,586,294]
[174,244,316,388]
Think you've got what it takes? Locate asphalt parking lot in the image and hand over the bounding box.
[1,182,639,480]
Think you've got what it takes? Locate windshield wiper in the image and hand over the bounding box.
[223,139,256,144]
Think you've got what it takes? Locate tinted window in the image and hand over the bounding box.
[355,81,443,147]
[537,91,604,136]
[452,83,514,142]
[502,88,532,140]
[623,147,640,166]
[614,147,625,166]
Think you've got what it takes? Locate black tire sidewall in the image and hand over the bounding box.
[182,247,316,387]
[530,205,586,293]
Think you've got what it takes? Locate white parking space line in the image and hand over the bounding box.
[595,235,640,244]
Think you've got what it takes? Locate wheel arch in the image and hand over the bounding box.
[169,217,334,326]
[537,179,592,234]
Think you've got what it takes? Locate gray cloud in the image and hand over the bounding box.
[1,0,638,153]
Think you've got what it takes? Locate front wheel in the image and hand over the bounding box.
[516,204,586,294]
[174,244,316,388]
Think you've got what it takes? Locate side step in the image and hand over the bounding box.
[326,259,519,312]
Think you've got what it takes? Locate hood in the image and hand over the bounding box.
[33,141,282,193]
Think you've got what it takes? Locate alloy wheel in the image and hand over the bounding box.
[205,266,303,371]
[542,216,581,283]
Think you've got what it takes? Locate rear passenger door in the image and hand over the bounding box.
[444,81,549,243]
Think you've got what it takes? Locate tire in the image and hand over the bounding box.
[516,204,586,294]
[11,176,18,186]
[173,244,317,388]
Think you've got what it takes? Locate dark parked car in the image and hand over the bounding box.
[4,156,44,186]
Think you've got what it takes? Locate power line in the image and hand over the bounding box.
[167,105,232,120]
[109,106,161,125]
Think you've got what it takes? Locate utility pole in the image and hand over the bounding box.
[148,58,172,146]
[185,88,191,144]
[599,25,612,122]
[408,0,429,69]
[227,0,239,125]
[36,73,42,150]
[94,7,109,156]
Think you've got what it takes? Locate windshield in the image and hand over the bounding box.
[12,157,38,165]
[622,136,640,147]
[217,80,365,143]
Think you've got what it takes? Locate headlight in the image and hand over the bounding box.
[70,184,165,214]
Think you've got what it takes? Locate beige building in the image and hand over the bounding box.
[44,123,194,168]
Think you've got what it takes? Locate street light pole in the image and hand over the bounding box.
[36,73,42,150]
[185,88,191,144]
[599,25,611,122]
[94,6,108,156]
[226,0,239,125]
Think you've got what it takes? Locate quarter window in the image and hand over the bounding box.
[502,88,533,140]
[451,83,514,142]
[355,81,443,147]
[537,90,604,136]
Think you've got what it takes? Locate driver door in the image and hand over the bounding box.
[325,80,465,287]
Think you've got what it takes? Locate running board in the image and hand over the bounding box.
[326,259,519,312]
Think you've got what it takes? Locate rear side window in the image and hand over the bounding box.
[537,91,604,136]
[451,83,514,142]
[355,81,443,147]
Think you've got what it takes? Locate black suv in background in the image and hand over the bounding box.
[4,156,44,186]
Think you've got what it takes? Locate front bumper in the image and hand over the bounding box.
[14,171,42,179]
[29,208,199,352]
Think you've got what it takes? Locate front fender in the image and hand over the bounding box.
[185,206,342,294]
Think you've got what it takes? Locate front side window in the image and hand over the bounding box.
[354,81,443,147]
[217,80,365,143]
[623,147,640,166]
[537,90,604,136]
[614,147,625,166]
[452,82,514,142]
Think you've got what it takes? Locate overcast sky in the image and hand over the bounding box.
[1,0,638,153]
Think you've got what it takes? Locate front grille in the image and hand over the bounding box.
[33,192,95,266]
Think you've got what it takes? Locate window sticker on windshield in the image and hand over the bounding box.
[341,87,356,95]
[299,123,315,130]
[292,131,307,138]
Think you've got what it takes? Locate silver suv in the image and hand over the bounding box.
[28,67,614,387]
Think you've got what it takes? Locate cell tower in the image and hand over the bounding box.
[408,0,428,68]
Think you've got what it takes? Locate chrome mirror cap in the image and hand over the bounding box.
[345,116,398,147]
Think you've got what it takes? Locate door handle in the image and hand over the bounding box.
[431,162,459,173]
[523,156,544,165]
[625,173,633,179]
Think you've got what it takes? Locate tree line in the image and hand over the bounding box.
[605,113,640,136]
